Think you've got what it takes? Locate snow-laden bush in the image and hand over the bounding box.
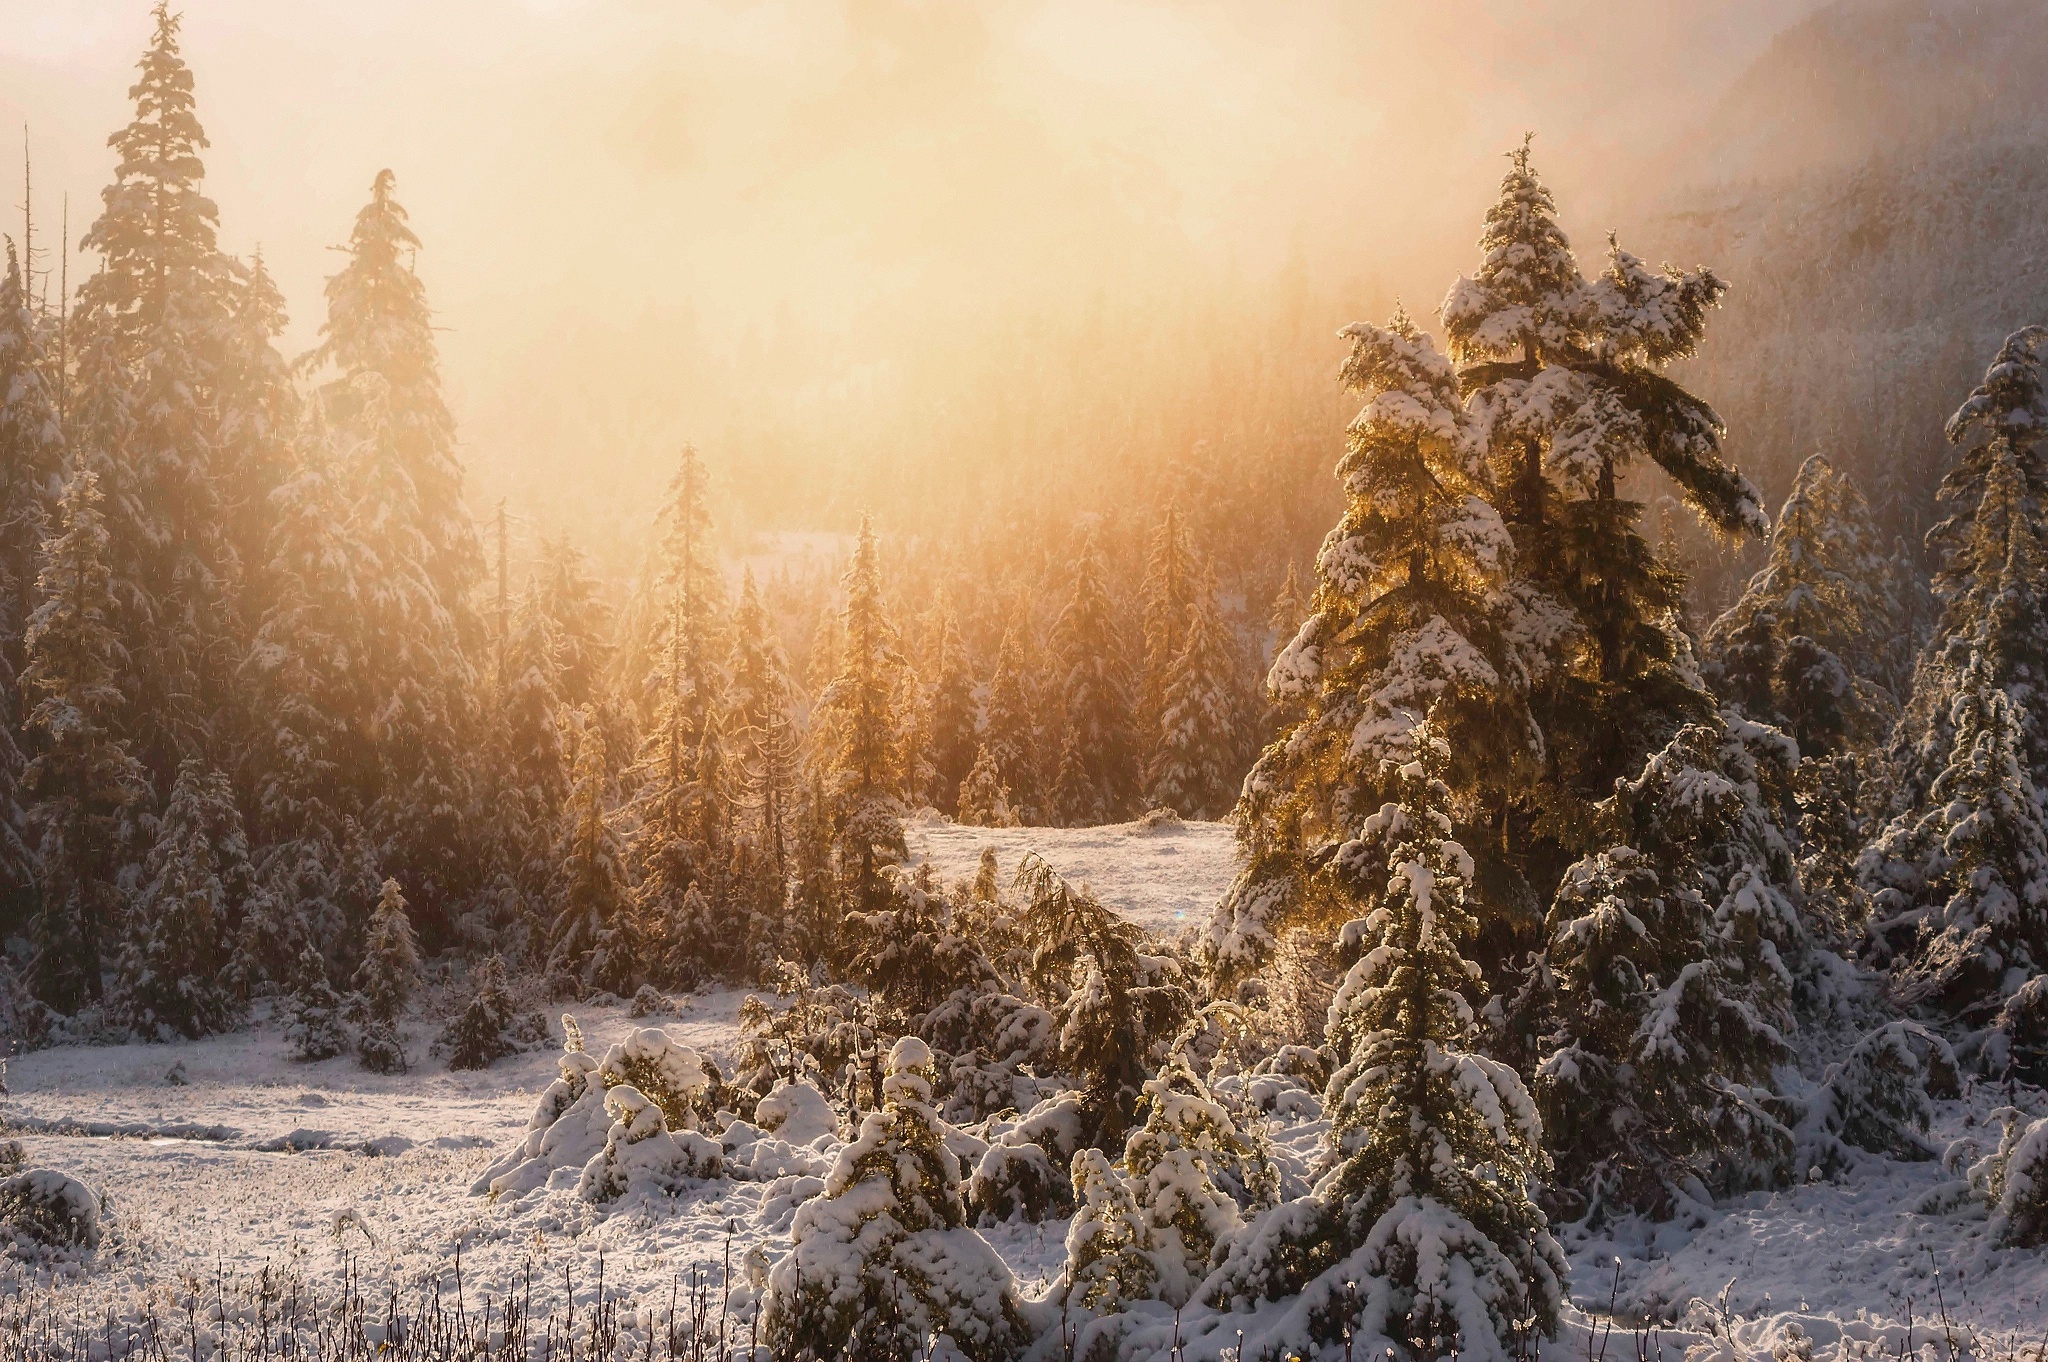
[965,1141,1068,1225]
[577,1084,722,1203]
[755,1080,838,1144]
[762,1037,1029,1362]
[0,1169,100,1250]
[1970,1110,2048,1247]
[473,1017,723,1198]
[1061,1147,1154,1313]
[595,1026,715,1131]
[1797,1020,1958,1172]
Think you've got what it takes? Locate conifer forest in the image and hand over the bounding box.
[2,3,2048,1360]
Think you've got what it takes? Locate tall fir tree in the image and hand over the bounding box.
[1212,308,1522,982]
[0,246,62,919]
[1703,453,1900,757]
[818,517,908,921]
[76,2,247,785]
[22,466,150,1011]
[306,172,481,942]
[1890,327,2048,806]
[1050,529,1139,822]
[1140,504,1197,773]
[981,619,1042,823]
[1150,561,1242,819]
[1440,139,1760,909]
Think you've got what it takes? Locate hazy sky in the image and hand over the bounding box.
[0,0,1824,561]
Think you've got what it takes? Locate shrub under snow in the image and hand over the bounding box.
[0,1169,100,1251]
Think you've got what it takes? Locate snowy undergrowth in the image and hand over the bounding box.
[0,991,2041,1361]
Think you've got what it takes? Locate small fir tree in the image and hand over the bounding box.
[548,714,633,993]
[955,742,1017,828]
[982,620,1043,823]
[285,947,351,1062]
[1150,561,1243,818]
[818,517,908,920]
[354,878,421,1025]
[1050,529,1140,821]
[1208,728,1565,1361]
[925,601,980,814]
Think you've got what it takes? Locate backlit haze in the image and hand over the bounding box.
[0,0,1821,577]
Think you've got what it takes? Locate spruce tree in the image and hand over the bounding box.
[549,712,632,993]
[1863,656,2048,1022]
[492,582,569,931]
[1891,328,2048,804]
[113,760,238,1039]
[22,466,149,1011]
[1207,730,1565,1360]
[1703,453,1900,756]
[0,247,60,918]
[1014,854,1191,1148]
[1533,719,1802,1216]
[981,620,1042,823]
[308,172,480,942]
[1140,504,1197,772]
[1050,721,1102,827]
[1440,140,1759,904]
[955,742,1017,827]
[1150,561,1242,818]
[354,878,420,1026]
[1050,529,1139,822]
[77,2,245,784]
[818,517,908,920]
[924,600,979,814]
[1212,308,1520,982]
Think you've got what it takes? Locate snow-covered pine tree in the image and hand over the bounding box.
[981,620,1042,823]
[354,877,420,1023]
[285,946,351,1062]
[1050,721,1103,827]
[1261,560,1308,734]
[1211,307,1520,984]
[548,712,633,993]
[1050,529,1139,823]
[241,410,373,861]
[1534,719,1802,1216]
[924,600,979,815]
[1206,728,1565,1361]
[490,581,569,933]
[762,1036,1029,1362]
[1150,559,1242,819]
[1140,503,1197,775]
[439,952,546,1070]
[112,760,239,1039]
[0,246,60,920]
[22,465,150,1011]
[1015,853,1191,1148]
[1891,328,2048,805]
[1703,453,1900,756]
[1863,654,2048,1023]
[624,445,727,730]
[1442,140,1761,908]
[306,171,481,944]
[1115,1058,1263,1308]
[305,169,481,643]
[76,2,246,785]
[955,743,1016,828]
[818,517,908,922]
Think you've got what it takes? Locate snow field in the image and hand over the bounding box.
[0,824,2041,1359]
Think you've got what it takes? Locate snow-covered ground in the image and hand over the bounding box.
[0,820,2044,1359]
[907,813,1238,939]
